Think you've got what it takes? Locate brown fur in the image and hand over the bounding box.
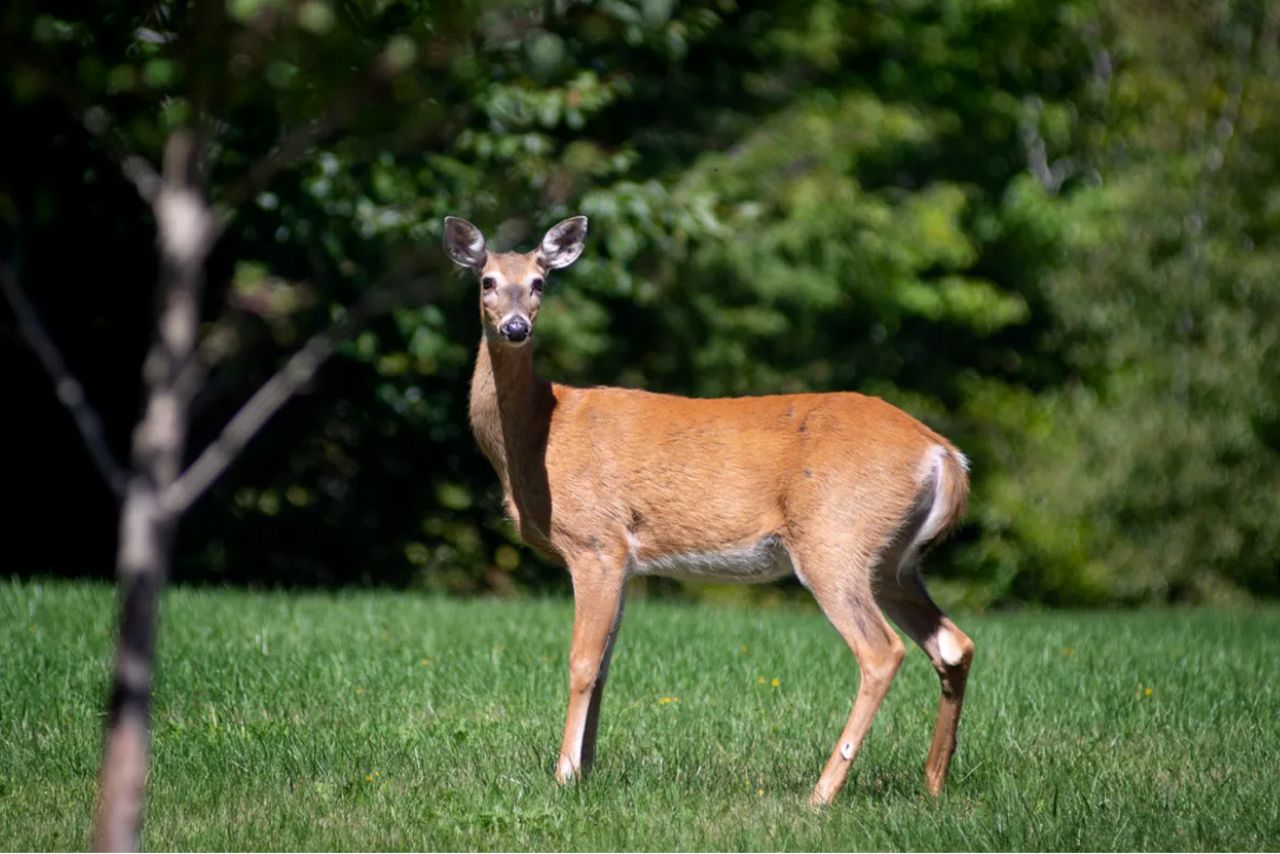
[471,347,968,571]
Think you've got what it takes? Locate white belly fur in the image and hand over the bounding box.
[627,534,795,584]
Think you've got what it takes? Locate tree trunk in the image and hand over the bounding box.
[92,130,210,853]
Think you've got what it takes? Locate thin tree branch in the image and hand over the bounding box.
[162,277,437,515]
[215,114,340,221]
[77,103,163,205]
[3,33,160,203]
[0,260,130,498]
[210,45,415,238]
[0,34,163,204]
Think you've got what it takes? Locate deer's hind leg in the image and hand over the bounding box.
[791,537,906,806]
[876,564,973,796]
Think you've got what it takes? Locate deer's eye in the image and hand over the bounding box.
[481,276,496,291]
[530,277,544,294]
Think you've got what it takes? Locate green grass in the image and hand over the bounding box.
[2,579,1278,851]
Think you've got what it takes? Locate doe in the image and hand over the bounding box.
[444,214,974,805]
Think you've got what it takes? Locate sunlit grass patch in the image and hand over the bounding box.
[2,580,1278,850]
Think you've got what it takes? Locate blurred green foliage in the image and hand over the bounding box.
[3,0,1277,604]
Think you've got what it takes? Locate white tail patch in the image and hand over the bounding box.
[893,444,962,586]
[914,445,952,547]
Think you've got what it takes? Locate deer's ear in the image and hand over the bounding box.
[443,216,487,270]
[539,216,588,270]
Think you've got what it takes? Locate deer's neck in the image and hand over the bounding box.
[468,337,553,493]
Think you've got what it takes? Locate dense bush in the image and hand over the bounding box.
[4,0,1277,603]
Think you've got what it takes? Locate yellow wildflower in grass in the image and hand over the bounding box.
[756,676,766,685]
[757,788,765,797]
[1136,683,1154,698]
[1145,687,1153,697]
[771,678,780,688]
[658,696,679,705]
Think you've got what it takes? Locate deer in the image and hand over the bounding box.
[443,214,974,806]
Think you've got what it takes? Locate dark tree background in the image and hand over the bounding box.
[4,0,1278,606]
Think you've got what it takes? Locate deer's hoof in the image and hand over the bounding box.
[807,786,836,808]
[554,758,578,786]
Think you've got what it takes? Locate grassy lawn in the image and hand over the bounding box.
[2,579,1278,851]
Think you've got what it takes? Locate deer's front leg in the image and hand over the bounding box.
[555,560,626,784]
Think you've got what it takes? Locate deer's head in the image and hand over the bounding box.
[443,215,588,348]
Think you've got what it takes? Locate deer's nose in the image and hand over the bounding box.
[500,316,530,342]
